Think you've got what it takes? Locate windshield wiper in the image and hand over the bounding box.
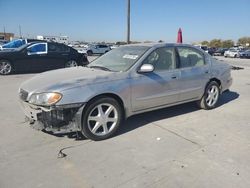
[88,65,112,72]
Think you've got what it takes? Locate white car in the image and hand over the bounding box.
[83,44,111,56]
[224,49,240,58]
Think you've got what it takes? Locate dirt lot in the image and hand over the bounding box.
[0,57,250,188]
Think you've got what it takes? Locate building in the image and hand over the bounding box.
[37,35,69,44]
[0,32,14,41]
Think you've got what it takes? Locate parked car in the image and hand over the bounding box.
[194,45,209,53]
[18,43,232,141]
[83,44,111,56]
[213,48,228,56]
[224,49,241,58]
[207,47,217,55]
[239,50,250,58]
[0,42,88,75]
[0,38,44,51]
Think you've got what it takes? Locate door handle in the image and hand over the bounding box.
[205,70,209,74]
[171,76,177,79]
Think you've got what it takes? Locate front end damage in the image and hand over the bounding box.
[19,90,85,134]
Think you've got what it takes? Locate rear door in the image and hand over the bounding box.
[176,46,210,101]
[131,47,181,111]
[46,43,70,70]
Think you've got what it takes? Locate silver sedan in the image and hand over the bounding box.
[19,43,232,140]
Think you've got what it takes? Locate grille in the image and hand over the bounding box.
[19,89,29,101]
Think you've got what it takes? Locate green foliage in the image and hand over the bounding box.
[222,40,234,48]
[209,39,222,48]
[201,41,209,46]
[238,37,250,46]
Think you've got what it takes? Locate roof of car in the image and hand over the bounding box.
[124,42,195,48]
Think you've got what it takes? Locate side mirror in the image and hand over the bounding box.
[138,64,154,73]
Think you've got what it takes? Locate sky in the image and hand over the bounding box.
[0,0,249,43]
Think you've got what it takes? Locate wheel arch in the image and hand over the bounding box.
[207,77,222,92]
[84,92,126,117]
[209,78,221,86]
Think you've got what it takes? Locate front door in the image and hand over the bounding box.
[15,43,48,72]
[130,47,181,112]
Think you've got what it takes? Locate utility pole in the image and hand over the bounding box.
[127,0,130,44]
[19,25,22,38]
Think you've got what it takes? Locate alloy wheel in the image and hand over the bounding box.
[87,103,118,136]
[65,60,78,67]
[206,85,219,107]
[0,61,12,75]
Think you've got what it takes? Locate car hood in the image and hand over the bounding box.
[20,67,126,93]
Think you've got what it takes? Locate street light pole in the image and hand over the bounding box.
[19,25,22,38]
[127,0,130,44]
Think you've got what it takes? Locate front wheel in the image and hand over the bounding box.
[0,60,13,75]
[65,60,78,68]
[81,97,123,141]
[198,81,220,110]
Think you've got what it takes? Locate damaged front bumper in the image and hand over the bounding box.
[19,100,85,134]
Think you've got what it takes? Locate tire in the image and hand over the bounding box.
[234,54,237,58]
[198,81,220,110]
[65,60,78,68]
[0,60,13,75]
[81,97,123,141]
[87,50,93,56]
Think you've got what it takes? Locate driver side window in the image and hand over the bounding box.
[143,47,175,71]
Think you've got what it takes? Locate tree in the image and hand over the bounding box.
[201,41,209,46]
[238,37,250,46]
[209,39,222,48]
[222,40,234,48]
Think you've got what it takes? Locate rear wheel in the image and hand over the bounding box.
[65,60,78,68]
[87,50,93,56]
[198,81,220,110]
[0,60,12,75]
[81,97,123,141]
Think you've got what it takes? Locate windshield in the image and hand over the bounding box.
[89,46,149,72]
[2,39,26,48]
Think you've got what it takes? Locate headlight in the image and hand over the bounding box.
[29,92,62,106]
